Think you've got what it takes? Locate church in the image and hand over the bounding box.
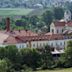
[50,9,72,34]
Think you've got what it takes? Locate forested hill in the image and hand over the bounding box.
[0,0,71,8]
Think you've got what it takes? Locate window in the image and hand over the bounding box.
[19,45,21,48]
[57,29,59,33]
[51,43,53,47]
[40,43,42,47]
[52,29,54,33]
[33,44,35,47]
[60,42,62,46]
[56,43,58,46]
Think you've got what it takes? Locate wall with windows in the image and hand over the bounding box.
[16,43,27,48]
[50,23,56,34]
[31,41,49,48]
[50,23,64,34]
[48,40,65,48]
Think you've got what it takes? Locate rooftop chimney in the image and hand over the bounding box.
[6,17,10,32]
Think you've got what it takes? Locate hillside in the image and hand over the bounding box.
[0,8,34,16]
[0,0,71,8]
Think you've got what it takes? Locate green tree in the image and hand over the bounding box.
[64,41,72,67]
[54,7,64,20]
[67,2,72,19]
[42,10,53,31]
[59,41,72,68]
[29,15,39,25]
[20,48,41,70]
[0,47,7,59]
[5,45,22,71]
[41,45,54,69]
[0,59,8,72]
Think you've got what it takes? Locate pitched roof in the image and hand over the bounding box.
[67,21,72,27]
[49,34,64,40]
[54,21,72,27]
[54,21,65,27]
[0,30,71,45]
[0,33,9,44]
[0,30,38,36]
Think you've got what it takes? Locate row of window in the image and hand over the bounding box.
[16,41,65,48]
[32,42,65,48]
[50,42,65,47]
[51,29,63,34]
[32,42,48,48]
[17,44,25,48]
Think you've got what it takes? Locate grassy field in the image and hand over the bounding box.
[0,8,34,16]
[36,68,72,72]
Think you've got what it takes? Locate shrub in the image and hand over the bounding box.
[21,65,33,72]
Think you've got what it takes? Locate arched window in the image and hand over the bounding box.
[52,29,54,33]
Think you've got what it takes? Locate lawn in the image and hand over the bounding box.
[0,8,34,16]
[35,68,72,72]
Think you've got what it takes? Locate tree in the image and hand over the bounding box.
[54,7,64,20]
[20,48,41,70]
[29,15,39,25]
[42,10,53,31]
[67,2,72,19]
[64,41,72,67]
[60,41,72,68]
[0,59,8,72]
[0,47,7,59]
[5,45,22,71]
[41,45,54,69]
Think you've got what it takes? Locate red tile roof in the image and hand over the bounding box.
[54,21,65,27]
[0,30,38,36]
[4,34,65,45]
[3,36,24,44]
[0,30,70,45]
[67,21,72,27]
[54,21,72,27]
[49,34,64,40]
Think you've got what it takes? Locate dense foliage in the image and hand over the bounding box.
[0,41,72,71]
[0,45,54,71]
[0,7,64,33]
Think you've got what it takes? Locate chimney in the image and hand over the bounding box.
[6,17,10,32]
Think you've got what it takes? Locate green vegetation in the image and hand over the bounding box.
[53,7,64,20]
[0,45,54,71]
[0,8,34,16]
[35,68,72,72]
[0,7,64,32]
[0,41,72,71]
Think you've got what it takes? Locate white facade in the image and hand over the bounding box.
[16,43,27,48]
[31,41,48,48]
[50,22,64,34]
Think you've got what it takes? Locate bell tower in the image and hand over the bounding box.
[64,10,71,22]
